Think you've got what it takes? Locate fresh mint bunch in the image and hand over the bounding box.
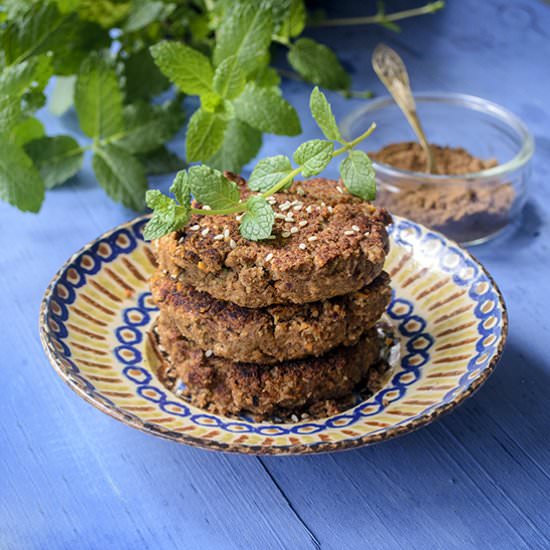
[0,0,443,214]
[144,88,376,241]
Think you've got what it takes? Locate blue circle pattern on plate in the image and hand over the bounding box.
[44,218,502,439]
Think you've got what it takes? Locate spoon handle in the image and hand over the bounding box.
[372,44,435,173]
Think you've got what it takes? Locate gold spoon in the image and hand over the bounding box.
[372,43,436,173]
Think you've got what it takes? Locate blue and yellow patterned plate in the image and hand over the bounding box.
[39,215,507,455]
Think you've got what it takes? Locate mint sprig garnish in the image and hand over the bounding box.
[144,88,376,242]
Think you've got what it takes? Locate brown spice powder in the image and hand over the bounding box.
[370,142,515,242]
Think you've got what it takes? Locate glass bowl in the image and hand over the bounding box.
[341,93,534,245]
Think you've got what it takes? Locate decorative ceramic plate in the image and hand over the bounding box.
[40,215,507,455]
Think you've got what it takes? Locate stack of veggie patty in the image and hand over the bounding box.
[151,176,393,419]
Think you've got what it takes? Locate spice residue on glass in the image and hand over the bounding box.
[370,141,515,243]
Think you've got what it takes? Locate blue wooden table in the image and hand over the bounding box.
[2,1,550,548]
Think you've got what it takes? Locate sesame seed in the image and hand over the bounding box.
[178,236,185,244]
[282,231,291,238]
[223,228,230,238]
[202,205,212,210]
[293,204,303,211]
[364,231,370,237]
[321,201,326,207]
[290,226,299,234]
[298,220,308,227]
[336,185,344,194]
[235,214,243,221]
[298,243,306,250]
[291,414,299,422]
[344,230,355,236]
[296,187,305,195]
[308,236,318,242]
[274,213,287,220]
[190,224,200,231]
[265,252,274,262]
[201,228,210,236]
[213,234,224,240]
[280,203,291,211]
[327,206,334,214]
[306,205,313,214]
[284,216,295,223]
[352,225,360,232]
[229,239,237,249]
[267,196,277,204]
[205,349,213,358]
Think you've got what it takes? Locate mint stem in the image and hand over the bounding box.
[309,1,444,28]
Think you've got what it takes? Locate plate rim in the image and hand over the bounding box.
[39,214,508,455]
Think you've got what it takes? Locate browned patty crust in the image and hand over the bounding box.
[154,176,392,307]
[156,313,381,419]
[151,270,391,364]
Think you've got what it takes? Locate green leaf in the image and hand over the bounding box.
[288,38,351,91]
[124,0,172,32]
[213,3,273,75]
[2,2,77,64]
[115,101,184,154]
[279,0,306,38]
[93,144,147,210]
[0,138,45,213]
[293,140,334,177]
[251,66,281,88]
[49,76,75,116]
[186,108,227,163]
[137,147,185,176]
[248,156,293,192]
[233,84,301,136]
[25,136,83,189]
[143,189,190,240]
[123,48,170,102]
[9,117,45,146]
[212,56,246,100]
[208,119,262,173]
[78,0,131,28]
[239,195,274,241]
[151,41,213,96]
[169,170,191,209]
[310,86,343,142]
[75,54,124,139]
[188,165,240,210]
[340,150,376,201]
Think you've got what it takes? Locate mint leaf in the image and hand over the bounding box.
[248,155,293,192]
[93,144,147,210]
[213,4,273,75]
[251,66,281,88]
[0,139,44,212]
[49,76,75,116]
[310,87,343,142]
[239,195,274,241]
[288,38,351,91]
[75,54,124,139]
[2,3,76,64]
[115,101,184,154]
[137,147,185,176]
[340,150,376,201]
[24,135,81,187]
[170,170,191,208]
[293,140,334,177]
[188,165,240,210]
[233,84,301,136]
[208,119,262,173]
[9,116,45,146]
[151,41,213,96]
[212,56,246,100]
[186,108,227,163]
[123,48,170,102]
[143,189,190,240]
[25,136,83,189]
[79,0,131,28]
[124,0,173,32]
[279,0,306,39]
